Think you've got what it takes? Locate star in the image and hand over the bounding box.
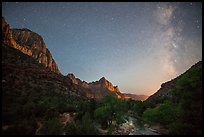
[172,43,177,48]
[2,2,202,96]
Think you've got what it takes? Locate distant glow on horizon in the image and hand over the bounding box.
[2,2,202,95]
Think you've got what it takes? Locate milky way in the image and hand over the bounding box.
[2,2,202,95]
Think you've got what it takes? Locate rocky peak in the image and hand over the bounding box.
[99,77,110,88]
[114,85,120,92]
[81,81,90,89]
[66,73,83,85]
[2,17,60,74]
[20,28,32,32]
[67,73,76,79]
[99,77,106,82]
[91,77,119,92]
[2,17,16,47]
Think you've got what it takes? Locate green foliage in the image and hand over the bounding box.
[142,100,180,125]
[75,99,95,120]
[42,117,63,135]
[64,122,80,135]
[132,100,145,116]
[94,95,129,129]
[2,45,202,135]
[107,124,117,135]
[175,64,202,91]
[93,95,135,134]
[173,62,202,103]
[171,62,202,133]
[65,112,98,135]
[142,108,159,125]
[88,99,97,117]
[80,112,99,134]
[115,113,126,125]
[94,105,111,128]
[116,99,128,113]
[142,62,202,135]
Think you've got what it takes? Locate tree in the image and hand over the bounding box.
[132,100,145,117]
[94,95,130,130]
[64,122,80,135]
[94,105,111,129]
[42,117,63,135]
[142,100,180,125]
[81,112,98,134]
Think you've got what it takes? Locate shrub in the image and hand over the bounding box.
[42,117,63,135]
[64,112,98,135]
[142,100,180,125]
[80,112,99,134]
[64,122,80,135]
[94,105,111,129]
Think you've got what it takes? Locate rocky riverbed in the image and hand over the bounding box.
[113,116,160,135]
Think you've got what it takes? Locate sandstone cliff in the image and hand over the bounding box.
[2,17,60,74]
[89,77,119,92]
[66,73,122,99]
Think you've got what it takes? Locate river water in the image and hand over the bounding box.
[127,116,160,135]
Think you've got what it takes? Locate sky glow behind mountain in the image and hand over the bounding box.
[2,2,202,95]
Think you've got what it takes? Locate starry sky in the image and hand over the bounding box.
[2,2,202,95]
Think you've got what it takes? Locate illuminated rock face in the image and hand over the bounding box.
[2,17,60,74]
[2,17,16,47]
[66,73,122,99]
[90,77,120,93]
[114,86,120,93]
[66,73,148,101]
[2,17,146,101]
[66,73,80,85]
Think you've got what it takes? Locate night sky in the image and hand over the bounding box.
[2,2,202,95]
